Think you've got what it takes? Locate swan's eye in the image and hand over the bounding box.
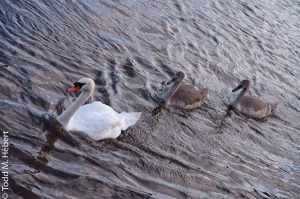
[74,82,85,88]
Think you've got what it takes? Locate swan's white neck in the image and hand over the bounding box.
[57,89,93,128]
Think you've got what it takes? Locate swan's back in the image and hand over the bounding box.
[67,102,141,140]
[239,96,266,110]
[235,96,277,119]
[169,84,208,109]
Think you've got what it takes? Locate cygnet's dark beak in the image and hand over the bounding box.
[232,84,243,92]
[166,77,177,85]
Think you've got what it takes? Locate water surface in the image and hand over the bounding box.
[0,0,300,198]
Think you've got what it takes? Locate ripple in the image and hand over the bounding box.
[1,0,300,198]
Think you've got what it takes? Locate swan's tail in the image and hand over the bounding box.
[271,102,278,114]
[120,112,142,130]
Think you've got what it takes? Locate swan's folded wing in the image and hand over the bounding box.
[240,96,267,111]
[170,84,208,108]
[67,102,124,140]
[239,96,273,118]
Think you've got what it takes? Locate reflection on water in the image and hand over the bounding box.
[0,0,300,198]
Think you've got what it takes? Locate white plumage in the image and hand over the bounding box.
[57,78,141,140]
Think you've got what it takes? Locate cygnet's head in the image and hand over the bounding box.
[232,79,250,92]
[66,78,95,93]
[167,71,186,85]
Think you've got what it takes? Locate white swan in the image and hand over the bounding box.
[57,78,142,140]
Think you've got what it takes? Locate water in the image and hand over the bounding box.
[0,0,300,198]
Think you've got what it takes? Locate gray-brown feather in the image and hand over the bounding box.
[169,84,208,109]
[235,96,276,119]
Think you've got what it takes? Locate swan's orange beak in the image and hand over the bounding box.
[66,85,80,93]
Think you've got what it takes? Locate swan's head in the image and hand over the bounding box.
[166,71,186,85]
[66,78,95,93]
[232,79,250,92]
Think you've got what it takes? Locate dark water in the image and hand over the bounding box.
[0,0,300,198]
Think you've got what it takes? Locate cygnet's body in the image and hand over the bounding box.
[159,72,208,109]
[230,79,277,119]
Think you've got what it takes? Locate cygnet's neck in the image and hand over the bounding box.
[161,79,184,104]
[233,85,249,106]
